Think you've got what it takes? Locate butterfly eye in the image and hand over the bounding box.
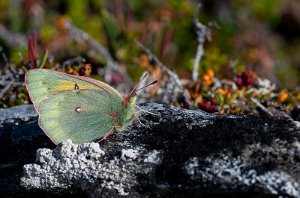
[75,106,81,113]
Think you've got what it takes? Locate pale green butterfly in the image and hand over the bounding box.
[25,69,156,145]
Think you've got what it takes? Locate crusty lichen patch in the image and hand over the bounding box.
[184,154,300,197]
[20,139,162,196]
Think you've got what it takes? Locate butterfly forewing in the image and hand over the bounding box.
[26,69,123,110]
[38,89,124,144]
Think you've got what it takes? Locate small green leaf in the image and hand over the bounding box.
[215,93,224,105]
[38,50,48,68]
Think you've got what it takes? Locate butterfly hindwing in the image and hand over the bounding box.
[38,89,124,144]
[25,69,123,110]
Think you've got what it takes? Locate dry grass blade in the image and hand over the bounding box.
[134,39,193,107]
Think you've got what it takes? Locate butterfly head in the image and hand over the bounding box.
[123,94,136,108]
[122,73,157,126]
[123,73,157,108]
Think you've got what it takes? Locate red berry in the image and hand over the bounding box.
[211,97,217,106]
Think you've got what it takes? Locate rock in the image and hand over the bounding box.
[0,105,37,125]
[21,140,151,196]
[16,103,300,197]
[291,104,300,122]
[0,105,55,197]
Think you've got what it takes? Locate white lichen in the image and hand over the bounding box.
[184,155,300,197]
[20,139,160,197]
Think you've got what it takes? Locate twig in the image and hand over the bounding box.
[64,21,116,68]
[134,40,193,107]
[0,46,19,77]
[63,21,131,85]
[0,46,8,67]
[251,98,273,116]
[0,25,26,48]
[192,2,211,82]
[0,80,14,99]
[62,56,86,69]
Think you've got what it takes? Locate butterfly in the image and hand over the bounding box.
[25,69,157,145]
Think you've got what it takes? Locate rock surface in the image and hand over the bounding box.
[0,105,37,125]
[1,103,300,197]
[0,105,58,197]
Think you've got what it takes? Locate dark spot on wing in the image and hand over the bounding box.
[74,83,79,90]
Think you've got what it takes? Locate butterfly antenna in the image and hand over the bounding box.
[124,73,157,107]
[130,72,149,95]
[134,80,158,94]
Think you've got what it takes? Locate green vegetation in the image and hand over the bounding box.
[0,0,299,115]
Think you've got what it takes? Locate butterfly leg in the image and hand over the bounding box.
[135,105,159,115]
[99,125,122,142]
[133,112,152,129]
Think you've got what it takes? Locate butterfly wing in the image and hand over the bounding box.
[38,89,124,144]
[25,69,123,110]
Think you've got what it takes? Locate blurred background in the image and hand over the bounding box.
[0,0,299,87]
[0,0,300,114]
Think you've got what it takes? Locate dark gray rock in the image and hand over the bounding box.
[15,103,300,197]
[21,140,154,196]
[0,105,56,197]
[21,104,300,197]
[0,105,37,125]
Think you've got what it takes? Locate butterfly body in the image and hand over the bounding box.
[26,69,136,144]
